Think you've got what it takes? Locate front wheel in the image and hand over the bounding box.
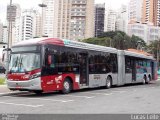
[106,77,112,89]
[62,79,72,94]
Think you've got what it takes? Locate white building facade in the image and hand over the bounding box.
[43,0,94,40]
[0,21,3,42]
[15,9,39,43]
[104,9,117,32]
[116,5,128,33]
[128,22,160,43]
[42,0,55,37]
[2,26,8,44]
[128,0,143,22]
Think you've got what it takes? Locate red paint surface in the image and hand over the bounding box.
[41,73,80,92]
[39,38,64,46]
[7,69,41,81]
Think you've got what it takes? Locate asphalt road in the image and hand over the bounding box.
[0,80,160,114]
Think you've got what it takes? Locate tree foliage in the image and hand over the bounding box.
[147,40,160,59]
[82,31,146,50]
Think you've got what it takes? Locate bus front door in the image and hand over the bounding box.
[79,53,88,85]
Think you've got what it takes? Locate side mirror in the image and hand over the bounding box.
[48,55,52,65]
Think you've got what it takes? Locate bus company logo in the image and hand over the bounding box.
[1,114,19,120]
[55,75,62,83]
[94,75,100,80]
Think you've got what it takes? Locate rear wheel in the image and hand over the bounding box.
[62,78,72,94]
[106,77,112,89]
[142,76,147,84]
[147,75,151,84]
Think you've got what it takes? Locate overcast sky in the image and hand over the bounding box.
[0,0,129,24]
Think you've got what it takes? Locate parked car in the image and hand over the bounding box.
[0,66,6,74]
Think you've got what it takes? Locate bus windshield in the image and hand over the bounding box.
[9,53,40,73]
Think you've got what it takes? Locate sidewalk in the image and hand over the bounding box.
[0,85,11,93]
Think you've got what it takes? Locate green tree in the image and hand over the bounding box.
[82,31,146,50]
[112,33,124,49]
[130,35,146,49]
[82,37,112,47]
[123,35,131,49]
[147,40,160,59]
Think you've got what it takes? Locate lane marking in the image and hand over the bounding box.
[64,94,95,99]
[28,98,74,103]
[2,96,74,103]
[111,91,126,93]
[0,91,30,96]
[0,101,43,107]
[148,87,155,89]
[0,92,19,95]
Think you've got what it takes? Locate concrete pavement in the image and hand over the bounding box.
[0,85,11,93]
[0,80,160,114]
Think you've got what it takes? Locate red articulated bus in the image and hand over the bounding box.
[6,38,157,94]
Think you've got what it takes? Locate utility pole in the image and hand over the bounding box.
[6,0,12,72]
[7,0,12,48]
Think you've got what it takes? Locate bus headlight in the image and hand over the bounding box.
[30,72,41,80]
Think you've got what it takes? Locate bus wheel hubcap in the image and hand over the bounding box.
[64,82,70,90]
[107,80,111,87]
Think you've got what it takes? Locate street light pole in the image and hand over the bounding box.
[6,0,12,72]
[38,3,47,37]
[7,0,12,48]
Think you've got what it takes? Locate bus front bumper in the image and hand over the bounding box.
[6,77,42,91]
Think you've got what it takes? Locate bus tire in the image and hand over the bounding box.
[62,78,72,94]
[142,76,147,84]
[147,75,151,84]
[106,76,112,89]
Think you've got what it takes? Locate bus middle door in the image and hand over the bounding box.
[79,52,89,86]
[41,54,57,92]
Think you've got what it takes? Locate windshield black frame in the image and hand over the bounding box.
[9,45,42,73]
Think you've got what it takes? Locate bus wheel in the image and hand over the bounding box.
[146,76,151,84]
[62,78,72,94]
[106,77,112,89]
[142,76,147,84]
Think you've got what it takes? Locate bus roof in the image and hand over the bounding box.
[12,38,154,60]
[124,50,154,60]
[13,38,118,53]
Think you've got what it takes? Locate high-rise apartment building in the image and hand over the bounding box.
[43,0,94,40]
[142,0,160,26]
[2,26,8,43]
[104,9,117,32]
[0,21,3,42]
[95,4,105,37]
[15,9,38,43]
[42,0,55,37]
[7,4,21,47]
[116,5,128,33]
[35,12,42,38]
[128,0,143,22]
[128,22,160,43]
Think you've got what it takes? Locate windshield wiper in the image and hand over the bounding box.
[18,57,28,74]
[10,56,19,73]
